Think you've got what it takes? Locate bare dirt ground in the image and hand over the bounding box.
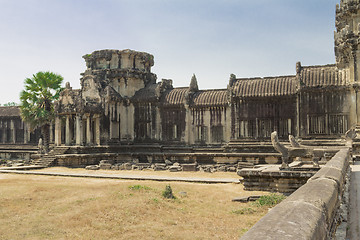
[31,167,240,179]
[0,170,268,240]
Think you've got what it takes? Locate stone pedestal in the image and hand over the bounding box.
[238,164,318,193]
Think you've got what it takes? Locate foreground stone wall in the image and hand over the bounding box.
[240,148,350,240]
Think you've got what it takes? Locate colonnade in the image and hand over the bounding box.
[55,114,101,146]
[0,118,35,144]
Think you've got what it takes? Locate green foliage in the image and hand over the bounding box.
[2,102,18,106]
[20,71,63,130]
[232,207,256,215]
[128,185,151,191]
[162,185,176,199]
[254,193,286,207]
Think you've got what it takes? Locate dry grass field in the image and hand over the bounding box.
[0,171,271,240]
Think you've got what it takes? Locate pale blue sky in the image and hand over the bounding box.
[0,0,339,103]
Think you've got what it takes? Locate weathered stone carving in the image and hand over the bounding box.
[185,74,199,105]
[38,138,44,154]
[345,127,357,140]
[271,131,290,169]
[289,135,301,147]
[271,131,340,170]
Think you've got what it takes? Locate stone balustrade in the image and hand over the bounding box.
[240,148,350,240]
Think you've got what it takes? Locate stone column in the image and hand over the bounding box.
[224,106,231,142]
[95,115,101,145]
[65,115,71,145]
[86,115,92,145]
[3,121,7,143]
[75,115,83,146]
[296,94,301,137]
[1,121,5,143]
[49,122,54,143]
[184,104,191,144]
[356,89,360,125]
[255,118,259,139]
[233,103,239,139]
[55,116,62,146]
[10,120,16,143]
[120,104,128,141]
[109,119,113,139]
[23,122,28,144]
[128,104,135,141]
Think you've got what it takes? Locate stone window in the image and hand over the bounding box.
[308,115,326,135]
[211,125,223,143]
[135,105,152,140]
[239,120,248,138]
[329,114,348,134]
[258,119,272,138]
[196,126,207,143]
[278,118,292,138]
[238,120,256,138]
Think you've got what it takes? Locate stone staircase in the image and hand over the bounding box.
[33,146,70,167]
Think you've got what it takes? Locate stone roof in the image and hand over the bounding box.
[161,88,187,105]
[233,76,298,98]
[0,106,21,117]
[132,84,159,102]
[192,89,228,106]
[300,64,346,88]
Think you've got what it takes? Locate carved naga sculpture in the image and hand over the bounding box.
[271,131,325,170]
[271,131,290,169]
[272,129,356,170]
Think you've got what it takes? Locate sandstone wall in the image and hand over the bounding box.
[240,148,350,240]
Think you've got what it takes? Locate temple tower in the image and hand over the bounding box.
[80,49,157,143]
[82,49,156,98]
[335,0,360,82]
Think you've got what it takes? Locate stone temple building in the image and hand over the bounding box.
[0,0,359,166]
[53,0,358,147]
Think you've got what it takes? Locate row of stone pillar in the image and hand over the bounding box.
[0,119,31,144]
[55,114,101,146]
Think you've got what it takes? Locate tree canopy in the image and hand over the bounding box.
[20,71,63,152]
[20,71,63,130]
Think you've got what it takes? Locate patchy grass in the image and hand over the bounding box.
[128,184,152,191]
[232,207,256,215]
[0,173,268,239]
[232,193,286,217]
[254,193,286,207]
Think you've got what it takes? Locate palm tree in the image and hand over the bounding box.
[20,71,63,153]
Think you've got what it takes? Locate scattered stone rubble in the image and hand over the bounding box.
[0,159,31,167]
[85,160,240,172]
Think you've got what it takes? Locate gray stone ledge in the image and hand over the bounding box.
[240,148,350,240]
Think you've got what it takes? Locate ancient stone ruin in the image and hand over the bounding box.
[0,0,359,174]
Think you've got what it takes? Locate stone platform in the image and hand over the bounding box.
[238,163,320,194]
